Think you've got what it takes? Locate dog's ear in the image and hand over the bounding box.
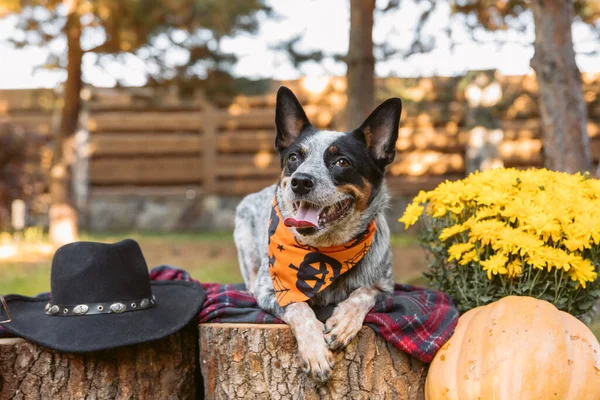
[354,98,402,169]
[275,86,312,153]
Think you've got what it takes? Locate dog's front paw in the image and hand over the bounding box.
[295,321,335,383]
[324,302,364,351]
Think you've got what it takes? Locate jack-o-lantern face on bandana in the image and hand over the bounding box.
[268,198,376,306]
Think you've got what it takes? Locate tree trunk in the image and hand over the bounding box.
[346,0,375,130]
[49,0,83,246]
[530,0,592,173]
[199,324,427,399]
[0,327,198,400]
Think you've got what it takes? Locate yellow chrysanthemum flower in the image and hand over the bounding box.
[474,206,499,221]
[493,229,544,258]
[568,258,598,288]
[563,223,592,252]
[399,203,424,229]
[468,220,506,246]
[526,248,549,270]
[500,197,540,224]
[480,252,509,280]
[431,203,448,218]
[438,224,468,241]
[506,260,523,278]
[447,243,474,262]
[447,203,465,215]
[476,186,509,207]
[522,212,562,243]
[573,212,600,245]
[413,190,429,204]
[458,249,479,265]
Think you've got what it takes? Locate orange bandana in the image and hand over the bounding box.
[268,198,376,306]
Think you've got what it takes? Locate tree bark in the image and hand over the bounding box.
[530,0,592,173]
[49,0,83,246]
[346,0,375,130]
[199,324,427,399]
[0,328,198,400]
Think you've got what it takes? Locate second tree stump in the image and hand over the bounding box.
[199,323,427,399]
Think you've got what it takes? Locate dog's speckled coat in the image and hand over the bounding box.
[234,87,402,382]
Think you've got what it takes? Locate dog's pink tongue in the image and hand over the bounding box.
[284,203,321,229]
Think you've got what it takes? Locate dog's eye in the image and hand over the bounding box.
[335,158,350,168]
[287,154,300,171]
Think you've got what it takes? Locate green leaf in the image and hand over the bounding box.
[554,298,568,308]
[589,289,600,297]
[576,299,596,310]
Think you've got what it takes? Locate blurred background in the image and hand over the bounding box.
[0,0,599,318]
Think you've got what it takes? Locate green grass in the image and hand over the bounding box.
[185,260,242,285]
[390,234,420,247]
[1,231,240,297]
[1,262,49,297]
[0,259,242,297]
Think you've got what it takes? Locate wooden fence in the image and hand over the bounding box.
[1,72,600,203]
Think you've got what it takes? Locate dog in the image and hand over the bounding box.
[234,86,402,382]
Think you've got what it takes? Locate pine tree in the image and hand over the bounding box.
[0,0,269,244]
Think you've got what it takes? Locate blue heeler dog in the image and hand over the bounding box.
[234,86,402,382]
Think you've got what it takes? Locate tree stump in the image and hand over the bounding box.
[0,326,198,400]
[199,324,427,399]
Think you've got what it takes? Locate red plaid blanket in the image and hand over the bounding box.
[0,265,458,363]
[152,266,459,363]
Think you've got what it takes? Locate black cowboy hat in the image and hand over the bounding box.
[0,239,205,353]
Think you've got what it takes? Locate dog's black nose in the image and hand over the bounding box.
[291,173,315,195]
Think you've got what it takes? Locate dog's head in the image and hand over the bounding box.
[274,86,402,247]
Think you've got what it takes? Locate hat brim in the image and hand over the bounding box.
[0,281,205,353]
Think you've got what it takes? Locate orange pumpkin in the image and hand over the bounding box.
[426,296,600,400]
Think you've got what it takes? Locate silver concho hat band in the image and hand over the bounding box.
[45,295,156,316]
